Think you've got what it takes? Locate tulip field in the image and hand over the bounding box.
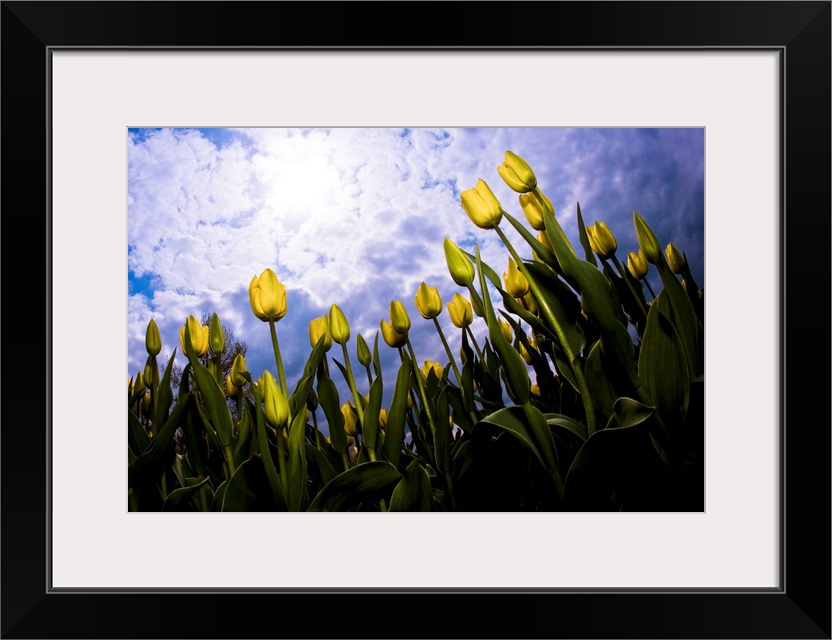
[128,151,704,512]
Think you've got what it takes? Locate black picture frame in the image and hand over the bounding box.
[2,2,829,638]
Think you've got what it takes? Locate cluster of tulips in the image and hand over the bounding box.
[128,150,704,511]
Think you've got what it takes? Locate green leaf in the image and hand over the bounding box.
[317,376,347,458]
[222,455,287,512]
[286,408,309,511]
[388,459,433,511]
[306,442,338,487]
[433,386,451,474]
[474,245,530,405]
[128,409,151,457]
[638,293,691,432]
[584,340,618,427]
[152,347,177,432]
[307,461,401,511]
[186,352,234,448]
[251,383,288,510]
[361,376,383,452]
[575,202,597,267]
[382,355,412,470]
[544,413,589,442]
[129,392,192,484]
[542,205,640,393]
[162,476,211,512]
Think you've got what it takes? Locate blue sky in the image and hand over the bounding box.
[128,127,704,434]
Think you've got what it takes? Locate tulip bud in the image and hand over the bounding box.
[519,340,533,365]
[422,360,443,381]
[666,242,686,275]
[504,257,530,298]
[497,150,537,194]
[530,383,541,397]
[537,230,554,252]
[627,249,649,280]
[356,333,372,366]
[380,318,408,348]
[329,304,350,345]
[633,211,662,264]
[379,408,388,429]
[414,282,443,319]
[231,354,248,387]
[182,315,210,357]
[518,191,552,231]
[225,375,242,399]
[460,179,503,229]
[586,221,618,260]
[307,388,319,412]
[447,293,473,328]
[522,292,539,315]
[341,402,359,437]
[309,314,333,352]
[469,290,484,318]
[261,370,289,430]
[141,391,151,417]
[134,371,145,394]
[498,318,513,343]
[249,268,287,323]
[443,238,475,286]
[208,313,225,354]
[145,318,162,356]
[389,300,411,334]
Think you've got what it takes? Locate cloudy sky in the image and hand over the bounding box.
[128,127,704,432]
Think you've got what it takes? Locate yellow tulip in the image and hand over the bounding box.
[145,318,161,356]
[181,315,209,357]
[518,191,552,231]
[497,150,537,194]
[329,304,350,345]
[522,291,538,315]
[460,179,503,229]
[422,360,443,381]
[537,230,554,252]
[504,257,529,298]
[309,314,333,352]
[666,242,686,275]
[249,268,287,323]
[627,249,649,280]
[443,238,475,286]
[261,370,288,430]
[230,354,248,387]
[389,300,411,334]
[341,402,359,437]
[633,211,662,264]
[586,221,618,260]
[498,318,513,343]
[414,282,442,320]
[519,341,533,365]
[378,408,388,429]
[225,374,242,399]
[356,333,372,366]
[447,293,473,328]
[380,318,407,348]
[209,312,225,353]
[530,383,541,397]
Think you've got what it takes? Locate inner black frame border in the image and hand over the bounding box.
[2,2,829,638]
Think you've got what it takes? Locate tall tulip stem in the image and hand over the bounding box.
[340,343,368,455]
[611,254,650,319]
[268,320,289,401]
[405,339,437,436]
[494,223,596,435]
[432,317,463,388]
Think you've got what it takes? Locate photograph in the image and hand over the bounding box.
[127,126,705,513]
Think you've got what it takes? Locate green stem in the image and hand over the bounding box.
[223,445,237,481]
[433,317,463,388]
[340,342,366,428]
[268,320,288,401]
[644,277,657,299]
[312,409,322,450]
[275,428,288,496]
[494,224,597,435]
[405,338,436,435]
[160,471,168,500]
[465,326,484,361]
[611,254,650,320]
[364,364,373,388]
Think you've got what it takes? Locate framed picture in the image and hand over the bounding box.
[3,2,829,638]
